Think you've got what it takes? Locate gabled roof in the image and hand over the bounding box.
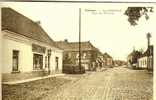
[141,45,153,57]
[127,50,142,58]
[2,7,57,47]
[55,40,97,51]
[103,53,113,59]
[96,48,103,56]
[55,41,71,50]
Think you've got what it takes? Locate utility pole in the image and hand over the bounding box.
[147,32,151,48]
[146,32,151,70]
[79,8,81,71]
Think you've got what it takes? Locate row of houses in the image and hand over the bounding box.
[127,45,154,71]
[114,60,127,66]
[1,8,115,81]
[56,39,114,71]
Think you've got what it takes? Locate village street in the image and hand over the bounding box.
[2,66,153,100]
[1,5,155,100]
[44,66,153,100]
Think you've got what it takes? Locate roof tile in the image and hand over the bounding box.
[2,7,57,47]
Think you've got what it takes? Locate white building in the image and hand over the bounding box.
[137,45,154,70]
[1,8,63,81]
[138,56,147,69]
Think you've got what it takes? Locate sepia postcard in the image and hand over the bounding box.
[0,1,155,100]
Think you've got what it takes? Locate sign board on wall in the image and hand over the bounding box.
[32,44,46,53]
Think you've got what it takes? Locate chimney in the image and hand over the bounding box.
[36,20,41,25]
[64,39,68,42]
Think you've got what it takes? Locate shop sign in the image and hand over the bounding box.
[32,44,46,53]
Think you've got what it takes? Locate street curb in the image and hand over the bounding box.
[2,74,65,85]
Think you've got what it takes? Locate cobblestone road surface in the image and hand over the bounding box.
[44,66,153,100]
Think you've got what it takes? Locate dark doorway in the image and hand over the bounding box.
[55,57,59,71]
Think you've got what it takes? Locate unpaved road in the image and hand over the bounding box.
[44,66,153,100]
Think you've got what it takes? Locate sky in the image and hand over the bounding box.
[1,2,156,60]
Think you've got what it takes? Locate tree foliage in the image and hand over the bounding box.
[146,32,151,39]
[139,48,144,53]
[124,7,153,26]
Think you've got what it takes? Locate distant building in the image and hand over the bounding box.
[103,53,113,66]
[95,50,105,69]
[1,8,63,81]
[127,53,133,67]
[127,45,154,71]
[127,50,142,68]
[114,60,127,66]
[138,45,154,70]
[56,40,101,71]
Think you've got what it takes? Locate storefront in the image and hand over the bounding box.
[33,54,43,70]
[32,44,46,70]
[1,7,63,82]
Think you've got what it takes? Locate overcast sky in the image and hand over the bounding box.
[1,2,156,60]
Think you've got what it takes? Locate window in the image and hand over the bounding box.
[83,53,87,59]
[145,60,146,65]
[55,57,59,71]
[76,53,79,58]
[12,50,19,72]
[144,60,146,65]
[33,54,43,70]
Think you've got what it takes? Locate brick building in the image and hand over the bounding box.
[103,53,113,66]
[56,40,101,71]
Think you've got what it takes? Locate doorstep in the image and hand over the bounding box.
[2,74,65,85]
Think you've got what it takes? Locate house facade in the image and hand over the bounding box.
[138,56,147,69]
[127,45,153,71]
[127,50,142,68]
[95,50,105,69]
[1,8,63,81]
[138,45,154,70]
[103,53,113,66]
[56,40,101,71]
[127,52,133,67]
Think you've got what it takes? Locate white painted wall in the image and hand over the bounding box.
[2,32,33,73]
[2,30,63,73]
[138,57,147,68]
[50,50,63,71]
